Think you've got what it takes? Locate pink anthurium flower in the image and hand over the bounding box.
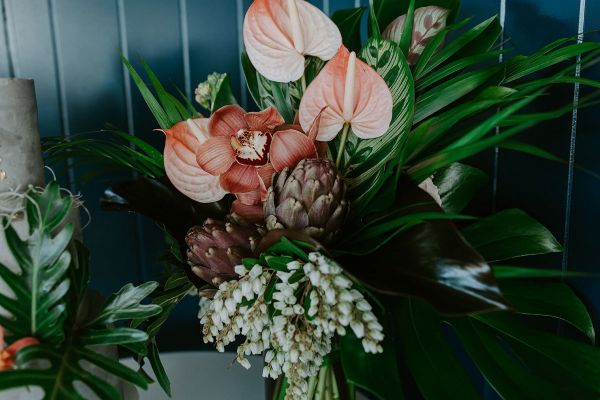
[243,0,342,83]
[0,326,39,370]
[162,118,227,203]
[299,46,393,142]
[196,105,317,207]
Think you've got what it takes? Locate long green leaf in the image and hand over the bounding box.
[433,163,488,213]
[493,265,588,279]
[340,330,404,400]
[499,281,594,341]
[414,65,501,123]
[331,7,367,53]
[399,0,415,56]
[462,209,562,261]
[475,313,600,397]
[397,299,479,399]
[415,16,499,79]
[451,318,564,400]
[121,55,171,129]
[141,60,188,125]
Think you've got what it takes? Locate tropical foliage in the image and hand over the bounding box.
[33,0,600,398]
[0,183,161,399]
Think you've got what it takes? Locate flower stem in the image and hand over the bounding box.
[301,74,307,93]
[315,365,329,399]
[347,382,356,400]
[335,123,351,169]
[330,367,340,400]
[324,367,332,400]
[307,375,318,399]
[272,377,283,400]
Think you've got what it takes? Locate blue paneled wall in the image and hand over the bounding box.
[1,0,598,358]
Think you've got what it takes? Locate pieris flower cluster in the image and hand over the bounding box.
[198,252,383,400]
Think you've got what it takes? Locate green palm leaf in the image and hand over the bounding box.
[43,130,165,180]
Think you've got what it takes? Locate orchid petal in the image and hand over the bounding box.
[245,106,285,131]
[220,163,260,194]
[299,46,393,140]
[307,107,327,141]
[163,119,227,203]
[236,190,262,206]
[196,136,236,175]
[383,6,449,64]
[270,129,317,172]
[257,163,277,195]
[208,105,248,137]
[231,199,265,223]
[243,0,341,83]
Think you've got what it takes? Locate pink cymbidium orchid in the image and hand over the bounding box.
[299,46,393,165]
[0,326,39,370]
[243,0,342,83]
[195,105,318,217]
[162,118,227,203]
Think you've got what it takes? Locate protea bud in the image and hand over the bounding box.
[264,158,349,244]
[185,215,262,292]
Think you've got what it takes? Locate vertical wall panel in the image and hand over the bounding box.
[188,0,241,104]
[459,0,506,217]
[496,0,581,268]
[53,0,139,293]
[328,0,356,14]
[124,0,184,148]
[310,0,324,9]
[0,0,11,77]
[5,1,62,138]
[567,0,600,321]
[123,0,185,286]
[121,0,198,350]
[5,0,71,187]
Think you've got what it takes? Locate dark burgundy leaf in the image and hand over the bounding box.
[340,176,510,315]
[101,177,227,239]
[101,177,228,287]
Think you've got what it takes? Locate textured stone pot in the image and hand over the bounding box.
[0,78,46,294]
[0,78,45,206]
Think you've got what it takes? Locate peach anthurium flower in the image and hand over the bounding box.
[299,46,393,142]
[0,326,39,370]
[162,118,227,203]
[196,105,317,204]
[243,0,342,83]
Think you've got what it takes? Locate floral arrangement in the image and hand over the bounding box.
[3,0,600,399]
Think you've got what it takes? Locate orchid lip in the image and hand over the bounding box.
[231,129,272,166]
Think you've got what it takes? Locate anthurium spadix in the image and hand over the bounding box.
[243,0,342,83]
[299,46,393,142]
[161,118,226,203]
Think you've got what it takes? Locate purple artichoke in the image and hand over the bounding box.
[186,216,262,291]
[264,158,349,244]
